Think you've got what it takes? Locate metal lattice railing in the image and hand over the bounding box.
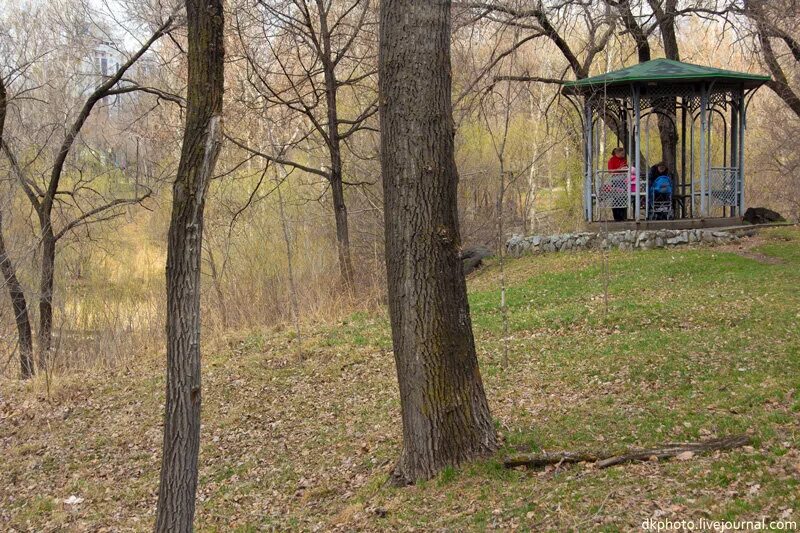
[709,167,739,207]
[594,170,630,209]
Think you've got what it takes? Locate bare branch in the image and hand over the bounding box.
[225,134,330,179]
[44,11,180,214]
[54,187,153,242]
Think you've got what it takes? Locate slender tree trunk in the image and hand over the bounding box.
[329,165,353,287]
[206,247,228,330]
[275,168,303,356]
[0,73,35,379]
[0,210,34,379]
[526,88,544,233]
[155,0,224,529]
[497,170,509,368]
[37,219,55,369]
[320,11,354,288]
[379,0,498,485]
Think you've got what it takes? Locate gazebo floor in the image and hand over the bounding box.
[586,216,743,232]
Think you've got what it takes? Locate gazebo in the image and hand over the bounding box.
[562,58,770,226]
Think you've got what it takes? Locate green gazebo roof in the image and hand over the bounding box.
[562,58,770,94]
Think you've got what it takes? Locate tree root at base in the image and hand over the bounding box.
[504,434,752,469]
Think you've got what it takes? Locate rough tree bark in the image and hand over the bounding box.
[614,0,651,63]
[154,0,224,530]
[0,78,34,379]
[379,0,498,485]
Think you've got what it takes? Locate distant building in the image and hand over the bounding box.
[92,40,121,78]
[76,36,162,171]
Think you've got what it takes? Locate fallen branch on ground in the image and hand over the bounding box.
[504,435,752,469]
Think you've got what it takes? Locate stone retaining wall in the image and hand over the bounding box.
[506,227,752,257]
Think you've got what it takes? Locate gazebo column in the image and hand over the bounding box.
[738,89,747,216]
[626,104,633,165]
[680,98,687,219]
[584,100,593,221]
[627,105,634,216]
[621,103,629,152]
[699,86,708,216]
[730,95,738,218]
[633,86,641,220]
[689,106,695,218]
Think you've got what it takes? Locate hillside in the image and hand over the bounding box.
[1,227,799,531]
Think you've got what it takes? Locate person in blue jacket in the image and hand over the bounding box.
[648,162,670,189]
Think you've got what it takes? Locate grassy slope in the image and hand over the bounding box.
[1,228,799,531]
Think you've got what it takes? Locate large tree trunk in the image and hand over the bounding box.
[154,0,224,529]
[378,0,498,485]
[319,11,354,288]
[652,0,679,174]
[617,0,678,174]
[0,74,34,379]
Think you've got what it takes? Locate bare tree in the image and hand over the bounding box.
[0,74,34,379]
[379,0,498,485]
[230,0,378,289]
[457,1,616,83]
[743,0,800,118]
[155,0,224,528]
[0,3,175,369]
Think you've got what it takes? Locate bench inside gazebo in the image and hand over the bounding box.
[562,58,770,230]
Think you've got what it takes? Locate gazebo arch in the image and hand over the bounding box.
[562,58,770,226]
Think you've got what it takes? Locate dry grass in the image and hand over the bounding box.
[0,193,387,377]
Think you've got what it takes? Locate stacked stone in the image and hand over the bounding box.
[506,228,741,257]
